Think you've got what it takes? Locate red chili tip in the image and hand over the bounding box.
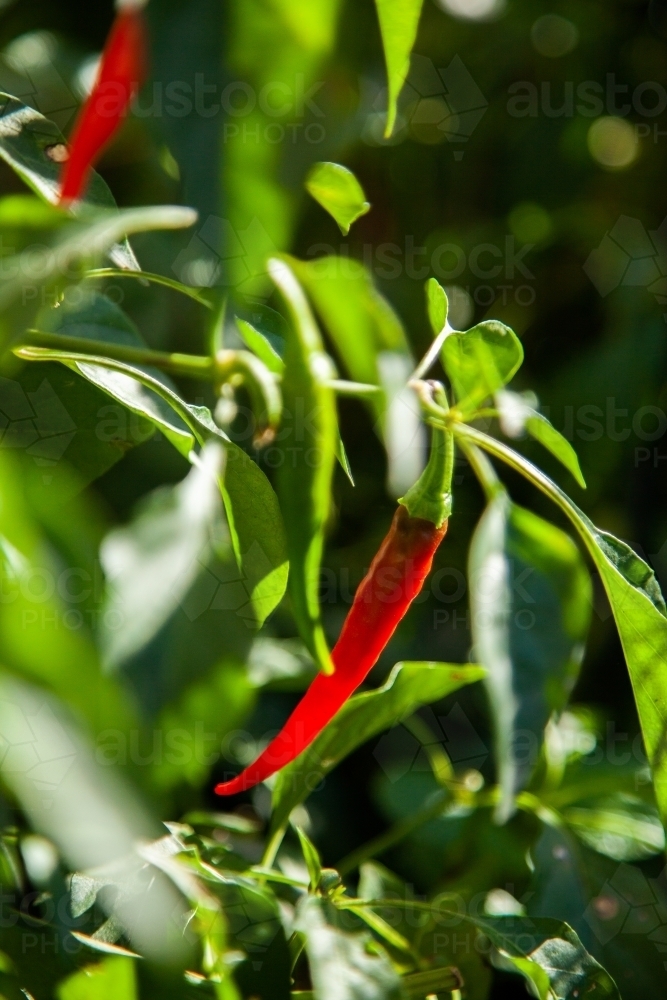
[214,778,244,797]
[58,7,148,204]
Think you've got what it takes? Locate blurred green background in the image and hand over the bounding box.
[0,0,666,995]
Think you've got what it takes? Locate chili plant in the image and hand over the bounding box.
[0,2,662,1000]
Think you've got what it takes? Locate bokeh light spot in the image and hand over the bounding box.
[531,14,579,58]
[436,0,505,22]
[508,202,553,244]
[588,116,639,169]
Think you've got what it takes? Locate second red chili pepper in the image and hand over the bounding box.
[59,0,148,204]
[215,423,453,796]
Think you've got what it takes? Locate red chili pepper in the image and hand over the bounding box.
[59,0,148,204]
[215,426,453,797]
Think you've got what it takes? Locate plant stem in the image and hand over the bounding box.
[85,267,213,308]
[22,329,214,381]
[336,789,449,877]
[458,438,503,503]
[261,822,288,869]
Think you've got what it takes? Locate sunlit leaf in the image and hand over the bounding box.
[56,956,137,1000]
[496,391,586,489]
[426,276,448,336]
[269,256,338,674]
[0,675,191,964]
[526,413,587,489]
[562,793,665,861]
[457,424,667,829]
[443,321,523,411]
[480,915,620,999]
[374,0,425,137]
[235,317,285,375]
[100,442,233,667]
[16,346,289,629]
[296,827,322,889]
[305,162,371,235]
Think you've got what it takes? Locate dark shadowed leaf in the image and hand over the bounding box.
[270,661,484,833]
[0,93,138,271]
[457,424,667,830]
[469,494,591,822]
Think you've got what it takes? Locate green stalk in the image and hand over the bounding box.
[399,425,454,527]
[23,329,214,380]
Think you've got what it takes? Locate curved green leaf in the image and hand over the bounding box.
[426,276,448,336]
[16,346,288,628]
[270,661,484,834]
[374,0,425,137]
[305,162,371,235]
[479,915,620,999]
[269,257,338,674]
[290,254,408,394]
[443,321,523,412]
[496,390,586,489]
[235,318,285,375]
[35,289,192,456]
[56,956,137,1000]
[456,423,667,828]
[525,413,586,489]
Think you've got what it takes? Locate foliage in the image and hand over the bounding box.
[0,1,663,998]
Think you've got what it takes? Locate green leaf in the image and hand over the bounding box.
[289,255,408,395]
[285,254,415,493]
[0,451,138,737]
[305,162,371,235]
[374,0,425,137]
[525,413,587,489]
[100,442,235,667]
[426,277,448,337]
[478,915,620,999]
[296,896,401,1000]
[296,827,322,889]
[456,423,667,829]
[0,93,138,271]
[16,346,289,629]
[192,866,291,1000]
[56,957,137,1000]
[443,321,524,411]
[271,661,484,834]
[269,257,338,674]
[496,391,586,489]
[562,793,665,861]
[235,317,285,375]
[35,287,193,454]
[0,675,191,965]
[469,495,592,822]
[0,204,197,352]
